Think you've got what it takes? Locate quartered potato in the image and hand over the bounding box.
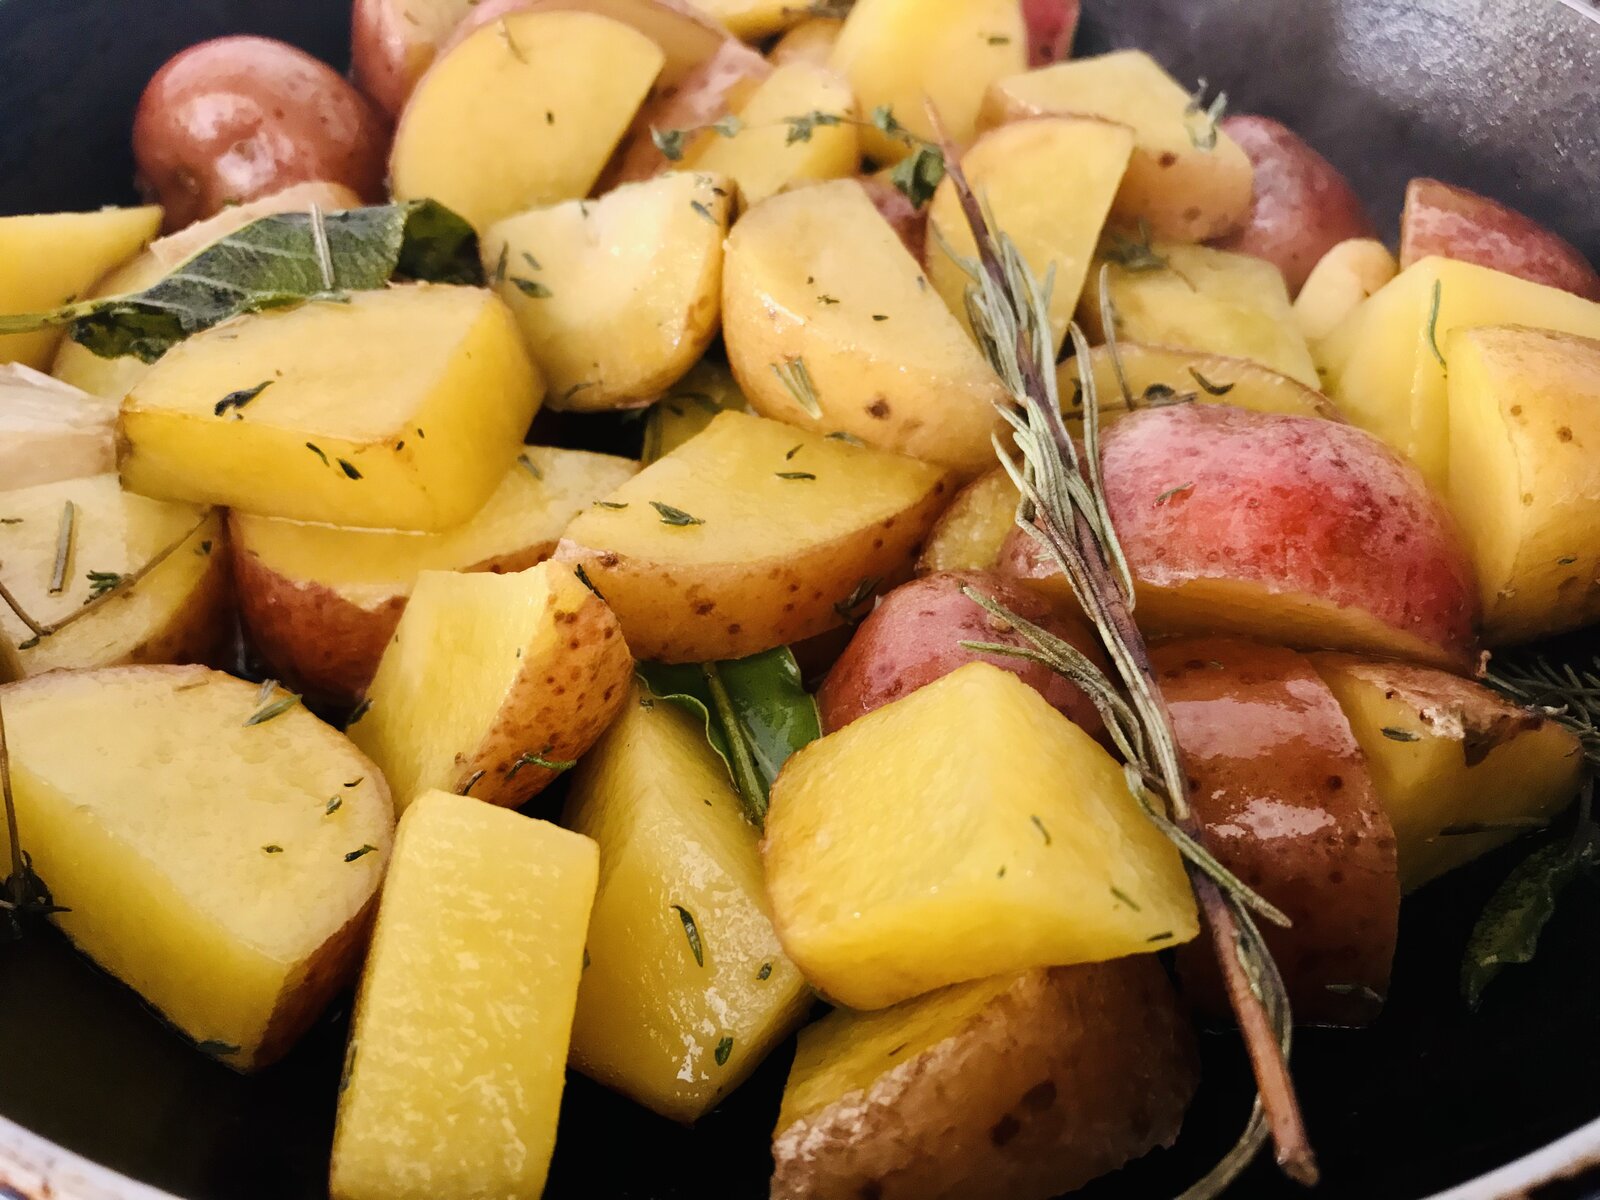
[640,358,752,463]
[1292,237,1399,343]
[483,172,731,411]
[1061,343,1341,427]
[769,16,844,67]
[0,666,394,1070]
[915,466,1021,575]
[0,366,116,489]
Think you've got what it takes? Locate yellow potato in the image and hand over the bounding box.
[928,116,1133,351]
[121,285,542,531]
[1293,237,1399,343]
[772,960,1197,1200]
[1313,654,1584,890]
[641,359,752,463]
[555,410,954,662]
[723,180,1007,475]
[0,365,116,489]
[769,16,843,66]
[0,665,393,1069]
[390,10,665,231]
[916,466,1021,575]
[830,0,1025,163]
[0,474,227,676]
[231,446,638,700]
[981,51,1254,242]
[1318,257,1600,487]
[329,791,595,1200]
[563,685,811,1121]
[686,63,860,206]
[762,662,1197,1010]
[0,205,162,369]
[348,561,633,813]
[1062,343,1341,426]
[690,0,805,39]
[483,172,731,411]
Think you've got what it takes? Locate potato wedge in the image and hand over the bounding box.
[981,51,1253,242]
[329,792,594,1200]
[121,285,542,531]
[723,181,1007,475]
[1292,238,1398,343]
[1312,654,1583,891]
[0,475,228,676]
[640,359,752,463]
[483,172,730,411]
[389,10,664,230]
[232,446,638,700]
[763,662,1197,1010]
[0,365,116,489]
[1061,343,1341,427]
[0,665,393,1069]
[915,467,1021,575]
[555,410,953,662]
[771,959,1196,1200]
[691,0,804,38]
[563,685,811,1121]
[770,16,843,66]
[927,116,1133,351]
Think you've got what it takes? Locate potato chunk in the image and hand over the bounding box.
[329,792,596,1200]
[556,410,953,662]
[916,467,1021,576]
[723,181,1007,475]
[562,686,811,1121]
[0,474,228,676]
[1292,238,1398,343]
[483,172,730,411]
[121,285,542,531]
[763,662,1197,1010]
[349,561,632,813]
[0,666,393,1069]
[772,959,1197,1200]
[1061,344,1341,428]
[0,365,116,489]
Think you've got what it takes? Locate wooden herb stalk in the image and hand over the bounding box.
[0,696,65,941]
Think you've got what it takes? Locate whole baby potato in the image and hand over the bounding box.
[133,37,388,231]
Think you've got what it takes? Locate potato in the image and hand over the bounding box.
[0,366,115,488]
[1062,343,1341,427]
[121,285,542,531]
[858,170,927,259]
[0,665,393,1069]
[641,358,751,463]
[763,662,1197,1010]
[1154,639,1399,1026]
[1024,0,1080,65]
[1212,115,1376,295]
[348,562,631,813]
[1313,654,1584,891]
[133,38,386,232]
[563,685,811,1121]
[555,410,953,662]
[770,16,843,67]
[0,205,162,370]
[1081,240,1320,386]
[1446,325,1600,643]
[483,172,729,411]
[817,571,1106,737]
[771,959,1195,1200]
[723,180,1008,475]
[981,51,1253,242]
[329,792,594,1200]
[917,467,1020,576]
[1400,178,1600,301]
[232,446,638,701]
[829,0,1026,162]
[1292,238,1398,343]
[0,475,228,676]
[927,116,1134,351]
[1000,404,1480,668]
[390,11,665,231]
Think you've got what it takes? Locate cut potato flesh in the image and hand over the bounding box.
[120,285,542,531]
[483,172,731,411]
[762,662,1197,1010]
[329,792,595,1200]
[770,16,843,67]
[691,0,805,39]
[0,364,116,489]
[723,180,1007,475]
[641,359,752,463]
[556,410,953,663]
[1062,343,1341,426]
[0,666,393,1069]
[390,11,665,231]
[563,685,811,1121]
[349,562,633,813]
[0,474,227,676]
[916,467,1022,576]
[1293,237,1399,343]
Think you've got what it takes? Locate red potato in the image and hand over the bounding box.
[817,571,1106,735]
[133,37,388,232]
[1213,115,1376,296]
[1399,177,1600,301]
[859,171,927,259]
[999,404,1481,669]
[1023,0,1080,66]
[1154,639,1400,1026]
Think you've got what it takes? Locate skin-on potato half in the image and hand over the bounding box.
[916,467,1022,576]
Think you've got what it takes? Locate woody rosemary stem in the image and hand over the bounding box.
[0,699,23,910]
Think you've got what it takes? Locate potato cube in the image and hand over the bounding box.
[120,285,542,531]
[329,791,596,1200]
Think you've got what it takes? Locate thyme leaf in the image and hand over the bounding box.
[770,356,822,420]
[650,501,704,527]
[672,904,705,966]
[213,379,273,418]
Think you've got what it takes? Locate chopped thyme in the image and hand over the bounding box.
[325,796,342,815]
[458,769,486,794]
[593,500,629,510]
[345,845,378,863]
[775,471,816,481]
[834,576,879,622]
[574,563,605,600]
[1147,930,1175,943]
[689,200,718,224]
[517,453,543,481]
[783,109,843,145]
[756,962,772,981]
[1110,886,1143,911]
[816,294,840,305]
[336,458,363,480]
[785,444,803,460]
[825,431,865,446]
[1030,814,1052,846]
[213,379,273,418]
[1425,279,1447,368]
[651,501,704,527]
[196,540,212,556]
[346,697,372,726]
[673,904,704,966]
[262,844,284,854]
[1183,77,1228,150]
[1153,482,1195,506]
[1188,368,1235,396]
[244,689,301,727]
[305,442,329,466]
[492,243,509,285]
[506,748,577,778]
[511,276,552,298]
[344,777,363,787]
[770,356,822,419]
[83,570,124,601]
[872,313,889,321]
[715,1036,734,1066]
[1103,222,1168,272]
[0,518,20,524]
[985,33,1011,44]
[1380,727,1421,742]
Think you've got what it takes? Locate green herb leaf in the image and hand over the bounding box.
[1425,279,1447,368]
[244,686,301,727]
[757,961,773,981]
[262,844,284,854]
[213,379,273,417]
[1183,78,1228,150]
[672,904,705,966]
[650,501,705,527]
[1153,482,1194,506]
[833,576,880,623]
[510,276,552,298]
[1188,368,1234,396]
[345,844,378,863]
[84,570,124,600]
[889,142,947,209]
[505,747,577,779]
[770,356,822,420]
[714,1035,734,1065]
[517,453,543,481]
[325,796,342,816]
[783,109,843,145]
[196,1040,241,1058]
[336,458,363,480]
[1380,726,1420,742]
[651,127,689,162]
[1102,222,1168,273]
[775,471,816,481]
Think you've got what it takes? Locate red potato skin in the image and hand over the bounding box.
[1023,0,1080,66]
[860,173,927,260]
[350,0,469,118]
[1154,639,1400,1026]
[1400,178,1600,301]
[817,571,1106,736]
[133,38,388,232]
[1213,115,1376,296]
